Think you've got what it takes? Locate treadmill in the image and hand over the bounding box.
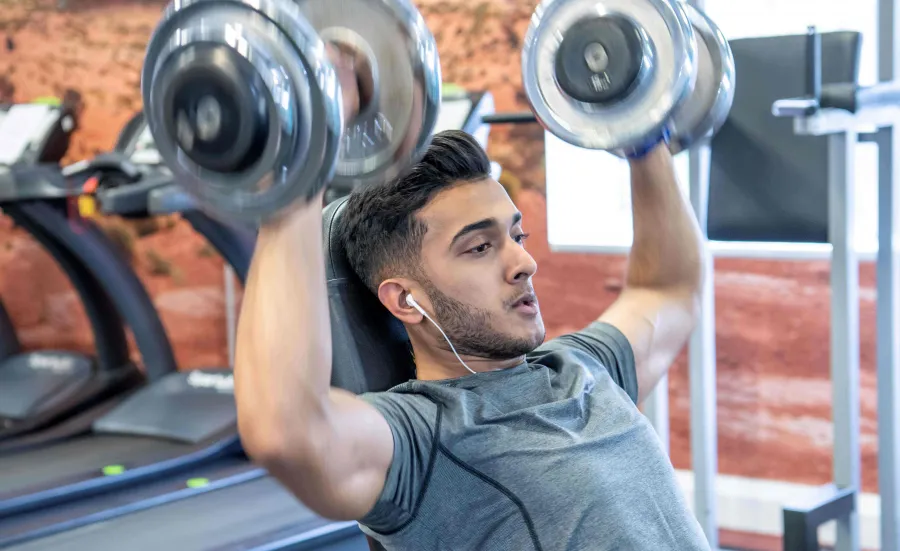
[0,101,149,446]
[0,122,253,518]
[0,95,495,551]
[0,114,369,551]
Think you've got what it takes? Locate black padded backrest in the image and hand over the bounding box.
[323,197,416,394]
[708,31,862,243]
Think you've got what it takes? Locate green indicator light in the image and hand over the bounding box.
[186,477,210,489]
[441,83,467,98]
[31,96,62,106]
[102,465,126,476]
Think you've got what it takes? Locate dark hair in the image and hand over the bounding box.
[341,130,492,292]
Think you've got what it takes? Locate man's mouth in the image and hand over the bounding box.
[511,292,538,316]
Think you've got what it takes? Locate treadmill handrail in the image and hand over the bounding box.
[96,180,255,283]
[2,201,132,372]
[9,201,177,381]
[0,298,21,361]
[182,210,254,284]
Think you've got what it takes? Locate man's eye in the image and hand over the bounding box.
[469,243,491,254]
[515,233,531,245]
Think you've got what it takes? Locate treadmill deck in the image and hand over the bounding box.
[0,435,187,496]
[5,476,368,551]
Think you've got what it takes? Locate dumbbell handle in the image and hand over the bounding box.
[481,112,538,125]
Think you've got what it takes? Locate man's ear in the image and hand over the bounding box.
[378,279,424,324]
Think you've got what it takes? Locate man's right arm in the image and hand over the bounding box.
[233,200,395,521]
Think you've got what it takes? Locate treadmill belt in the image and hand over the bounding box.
[8,477,366,551]
[0,436,186,495]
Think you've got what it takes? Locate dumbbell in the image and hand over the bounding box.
[140,0,441,223]
[521,0,735,155]
[141,0,731,225]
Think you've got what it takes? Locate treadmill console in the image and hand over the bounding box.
[0,102,77,166]
[96,110,195,216]
[93,369,237,444]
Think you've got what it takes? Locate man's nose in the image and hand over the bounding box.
[506,240,537,283]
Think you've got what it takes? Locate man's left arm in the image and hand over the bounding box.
[598,144,707,405]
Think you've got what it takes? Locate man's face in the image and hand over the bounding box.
[414,178,545,360]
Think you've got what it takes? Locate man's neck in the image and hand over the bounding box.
[413,351,525,381]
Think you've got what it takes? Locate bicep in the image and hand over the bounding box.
[598,287,698,404]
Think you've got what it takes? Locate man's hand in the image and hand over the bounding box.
[599,144,707,403]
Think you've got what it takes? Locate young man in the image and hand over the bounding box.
[235,48,710,551]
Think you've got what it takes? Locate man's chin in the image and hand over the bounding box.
[513,327,547,356]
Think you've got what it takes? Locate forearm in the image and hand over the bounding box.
[626,145,706,291]
[234,199,333,454]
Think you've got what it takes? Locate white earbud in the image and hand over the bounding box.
[406,293,422,311]
[405,293,475,375]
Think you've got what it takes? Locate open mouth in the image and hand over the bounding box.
[511,293,538,314]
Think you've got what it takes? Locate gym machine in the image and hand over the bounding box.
[0,114,369,551]
[0,100,76,166]
[770,21,900,551]
[0,102,150,448]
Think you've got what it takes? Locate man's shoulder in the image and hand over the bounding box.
[530,321,632,357]
[527,321,639,404]
[359,386,442,430]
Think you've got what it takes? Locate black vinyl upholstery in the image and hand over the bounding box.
[708,31,862,244]
[323,196,416,395]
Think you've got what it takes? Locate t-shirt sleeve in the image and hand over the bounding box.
[356,391,438,534]
[534,321,639,403]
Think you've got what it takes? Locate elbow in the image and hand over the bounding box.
[238,413,322,476]
[662,286,703,336]
[237,406,288,468]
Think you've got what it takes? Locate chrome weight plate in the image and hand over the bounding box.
[141,0,342,223]
[295,0,442,194]
[522,0,697,151]
[666,3,735,153]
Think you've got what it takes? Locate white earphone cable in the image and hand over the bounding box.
[407,295,476,375]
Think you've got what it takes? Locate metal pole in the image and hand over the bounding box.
[828,131,861,551]
[683,0,717,544]
[687,143,718,549]
[876,121,900,551]
[643,380,670,452]
[225,264,237,366]
[877,1,900,549]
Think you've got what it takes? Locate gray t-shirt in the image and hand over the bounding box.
[358,321,709,551]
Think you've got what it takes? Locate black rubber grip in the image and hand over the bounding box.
[481,112,538,125]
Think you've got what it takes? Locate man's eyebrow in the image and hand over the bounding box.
[450,218,495,248]
[449,212,523,248]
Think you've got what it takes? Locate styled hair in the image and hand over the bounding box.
[341,130,492,292]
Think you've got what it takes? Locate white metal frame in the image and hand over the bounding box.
[877,1,900,550]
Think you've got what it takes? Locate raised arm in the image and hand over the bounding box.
[598,145,707,404]
[233,49,395,522]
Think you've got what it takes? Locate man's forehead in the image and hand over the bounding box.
[419,179,517,232]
